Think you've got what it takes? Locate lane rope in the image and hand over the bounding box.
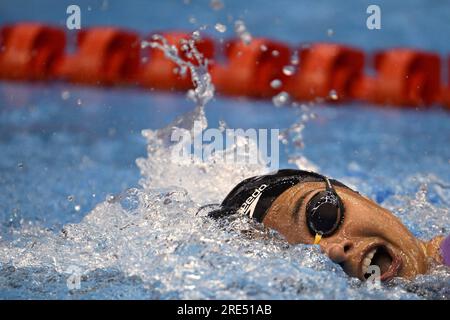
[0,23,449,109]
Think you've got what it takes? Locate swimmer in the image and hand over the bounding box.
[209,169,449,281]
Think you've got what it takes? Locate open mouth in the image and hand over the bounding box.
[361,245,402,282]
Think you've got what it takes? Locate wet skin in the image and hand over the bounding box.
[262,181,444,281]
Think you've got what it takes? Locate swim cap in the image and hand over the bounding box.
[209,169,349,222]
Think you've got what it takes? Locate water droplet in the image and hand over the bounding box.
[234,20,246,33]
[241,32,252,44]
[17,162,24,169]
[74,205,81,212]
[192,31,201,40]
[61,91,70,100]
[119,188,140,213]
[180,44,189,52]
[290,51,299,65]
[272,50,279,57]
[278,131,288,145]
[282,65,295,76]
[272,92,290,107]
[76,98,82,106]
[210,0,224,10]
[270,79,282,89]
[329,89,338,101]
[186,89,196,101]
[214,23,227,33]
[218,120,227,132]
[67,195,74,202]
[260,44,268,52]
[327,28,334,37]
[234,20,252,44]
[188,16,197,24]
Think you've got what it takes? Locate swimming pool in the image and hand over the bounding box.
[0,0,449,299]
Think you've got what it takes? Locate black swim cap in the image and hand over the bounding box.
[209,169,349,222]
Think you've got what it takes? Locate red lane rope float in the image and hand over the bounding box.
[351,49,441,107]
[285,43,364,102]
[0,23,65,80]
[0,22,449,110]
[211,38,290,98]
[56,27,140,85]
[443,56,450,109]
[138,31,214,90]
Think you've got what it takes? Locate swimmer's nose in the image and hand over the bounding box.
[324,241,354,263]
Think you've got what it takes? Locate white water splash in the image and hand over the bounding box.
[141,32,215,110]
[139,31,268,204]
[234,20,252,44]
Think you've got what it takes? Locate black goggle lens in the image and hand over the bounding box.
[306,190,343,237]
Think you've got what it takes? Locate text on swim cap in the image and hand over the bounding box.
[238,184,268,218]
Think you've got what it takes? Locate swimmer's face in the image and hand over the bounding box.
[263,182,428,281]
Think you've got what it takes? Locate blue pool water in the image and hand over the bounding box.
[0,0,450,299]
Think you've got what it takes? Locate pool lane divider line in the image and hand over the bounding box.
[0,22,449,110]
